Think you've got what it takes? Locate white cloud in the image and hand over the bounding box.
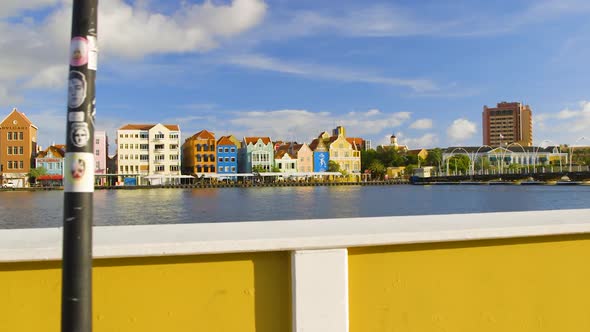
[447,118,477,142]
[224,109,410,142]
[409,118,433,130]
[403,133,438,149]
[225,54,438,92]
[0,0,267,101]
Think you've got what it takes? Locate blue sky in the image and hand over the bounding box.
[2,0,590,151]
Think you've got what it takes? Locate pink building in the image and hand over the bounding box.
[94,130,108,185]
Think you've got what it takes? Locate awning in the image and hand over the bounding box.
[37,174,63,180]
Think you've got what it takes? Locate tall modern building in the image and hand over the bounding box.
[483,102,533,147]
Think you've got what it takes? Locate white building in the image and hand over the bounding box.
[116,124,181,183]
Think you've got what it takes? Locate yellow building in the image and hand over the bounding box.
[182,129,217,175]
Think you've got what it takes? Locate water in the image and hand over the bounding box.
[1,185,590,229]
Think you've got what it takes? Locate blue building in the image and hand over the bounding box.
[35,144,65,185]
[216,135,239,178]
[310,137,330,172]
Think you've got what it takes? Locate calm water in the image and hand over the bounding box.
[1,185,589,229]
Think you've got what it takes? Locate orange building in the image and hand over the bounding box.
[483,102,533,147]
[0,108,38,187]
[182,129,217,175]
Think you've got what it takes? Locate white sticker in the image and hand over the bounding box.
[87,36,98,71]
[70,122,90,148]
[64,152,94,192]
[70,36,88,67]
[68,112,85,122]
[68,71,87,109]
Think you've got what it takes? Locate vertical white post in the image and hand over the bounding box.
[291,249,349,332]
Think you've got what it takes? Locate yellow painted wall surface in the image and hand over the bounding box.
[0,252,291,332]
[349,234,590,332]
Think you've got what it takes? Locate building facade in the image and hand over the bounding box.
[291,143,313,173]
[182,130,217,175]
[216,136,238,177]
[483,102,533,147]
[0,109,38,187]
[94,130,108,185]
[35,145,65,186]
[240,137,274,173]
[274,150,297,173]
[117,124,181,183]
[310,137,329,172]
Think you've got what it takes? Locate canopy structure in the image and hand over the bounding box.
[37,174,64,181]
[144,174,195,185]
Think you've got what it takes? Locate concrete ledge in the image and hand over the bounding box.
[2,209,590,262]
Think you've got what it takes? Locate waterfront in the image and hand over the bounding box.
[1,185,589,229]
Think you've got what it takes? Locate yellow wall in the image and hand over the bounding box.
[0,252,291,332]
[349,234,590,332]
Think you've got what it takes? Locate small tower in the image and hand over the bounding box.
[390,134,398,148]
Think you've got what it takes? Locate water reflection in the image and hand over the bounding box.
[2,185,590,229]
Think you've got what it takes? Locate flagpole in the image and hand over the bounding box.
[62,1,98,331]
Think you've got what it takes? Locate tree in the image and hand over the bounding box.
[328,160,341,172]
[271,165,280,173]
[361,149,377,172]
[252,165,267,173]
[447,155,470,174]
[27,167,48,184]
[367,160,386,179]
[425,148,442,167]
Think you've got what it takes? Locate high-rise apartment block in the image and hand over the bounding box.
[483,102,532,147]
[116,124,181,178]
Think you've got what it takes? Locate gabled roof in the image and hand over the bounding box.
[275,150,295,159]
[244,137,271,145]
[217,136,237,146]
[1,108,37,129]
[119,124,179,131]
[188,129,215,140]
[37,145,66,159]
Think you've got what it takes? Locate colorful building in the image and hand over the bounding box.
[0,108,38,187]
[274,150,297,173]
[290,143,314,173]
[310,138,329,172]
[35,145,65,186]
[94,130,109,185]
[182,130,217,175]
[483,101,533,147]
[240,137,274,173]
[216,135,239,177]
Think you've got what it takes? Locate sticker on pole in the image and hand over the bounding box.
[64,152,94,192]
[68,71,87,109]
[70,122,90,148]
[70,37,88,67]
[87,36,98,71]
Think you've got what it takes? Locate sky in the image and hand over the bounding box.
[2,0,590,151]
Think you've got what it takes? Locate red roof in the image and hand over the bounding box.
[217,136,236,146]
[190,129,215,140]
[244,137,271,145]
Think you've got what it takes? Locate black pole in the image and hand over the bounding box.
[62,1,97,331]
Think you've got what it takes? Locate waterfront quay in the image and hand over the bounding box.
[2,209,590,331]
[412,170,590,185]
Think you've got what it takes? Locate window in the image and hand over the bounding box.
[204,166,209,172]
[119,134,123,138]
[96,139,99,144]
[96,161,100,169]
[169,133,179,139]
[211,166,215,172]
[170,155,178,160]
[120,144,123,149]
[196,154,202,162]
[169,144,178,150]
[170,165,179,172]
[125,144,129,149]
[210,154,215,161]
[96,150,99,155]
[7,147,12,155]
[19,161,23,169]
[203,144,209,151]
[197,165,202,172]
[218,147,223,153]
[231,166,236,172]
[230,148,235,153]
[154,144,164,150]
[218,157,223,162]
[156,165,165,172]
[203,155,209,162]
[19,132,23,140]
[135,134,139,138]
[140,132,148,139]
[225,166,229,172]
[225,157,229,162]
[19,147,23,155]
[7,132,12,140]
[8,161,12,169]
[155,133,165,139]
[224,148,229,153]
[155,154,165,161]
[140,155,149,161]
[196,144,202,151]
[231,157,236,162]
[135,165,139,172]
[210,145,215,151]
[139,144,147,150]
[125,166,129,172]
